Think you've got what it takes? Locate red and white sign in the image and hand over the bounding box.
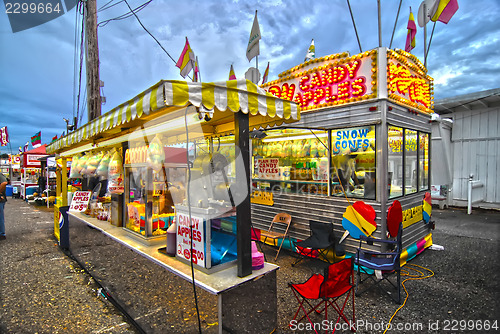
[69,191,92,212]
[24,154,47,167]
[263,52,375,111]
[176,212,205,267]
[256,158,280,179]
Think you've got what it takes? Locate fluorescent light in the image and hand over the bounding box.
[262,133,327,142]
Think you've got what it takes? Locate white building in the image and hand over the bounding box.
[432,88,500,210]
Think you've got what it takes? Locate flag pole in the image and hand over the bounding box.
[424,3,427,67]
[389,0,403,49]
[377,0,382,47]
[347,0,363,53]
[425,21,436,66]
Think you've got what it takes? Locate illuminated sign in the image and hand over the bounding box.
[262,51,377,111]
[387,49,433,113]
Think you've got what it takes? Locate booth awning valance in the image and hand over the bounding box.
[47,79,300,154]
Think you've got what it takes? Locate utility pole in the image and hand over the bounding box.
[85,0,101,122]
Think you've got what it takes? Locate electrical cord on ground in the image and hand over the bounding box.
[382,263,435,334]
[60,247,147,334]
[185,105,203,333]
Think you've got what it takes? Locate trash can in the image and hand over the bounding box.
[5,185,13,197]
[58,206,70,250]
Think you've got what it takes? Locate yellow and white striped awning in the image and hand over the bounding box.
[48,79,300,154]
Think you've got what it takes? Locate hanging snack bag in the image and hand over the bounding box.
[86,152,103,175]
[77,154,89,176]
[107,149,124,194]
[96,152,111,178]
[147,135,165,172]
[69,155,81,178]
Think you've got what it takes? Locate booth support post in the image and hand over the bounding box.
[234,112,252,277]
[62,157,68,206]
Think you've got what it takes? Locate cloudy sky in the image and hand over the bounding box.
[1,0,499,152]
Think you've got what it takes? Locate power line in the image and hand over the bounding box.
[98,0,151,27]
[122,0,177,64]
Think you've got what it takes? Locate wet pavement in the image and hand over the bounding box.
[1,198,499,333]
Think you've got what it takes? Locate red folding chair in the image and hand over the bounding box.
[289,258,356,333]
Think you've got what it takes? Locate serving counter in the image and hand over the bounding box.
[68,211,278,333]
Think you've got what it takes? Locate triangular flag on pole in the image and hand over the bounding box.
[261,62,269,84]
[431,0,459,24]
[194,56,200,82]
[246,10,261,62]
[405,7,417,53]
[176,37,196,78]
[229,64,236,80]
[23,141,29,152]
[304,39,315,62]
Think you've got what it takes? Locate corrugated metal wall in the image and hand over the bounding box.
[450,107,500,204]
[251,192,431,255]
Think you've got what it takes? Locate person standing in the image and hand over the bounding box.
[0,173,8,240]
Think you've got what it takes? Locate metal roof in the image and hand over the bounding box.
[433,88,500,114]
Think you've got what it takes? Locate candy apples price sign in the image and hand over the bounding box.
[69,191,92,212]
[176,212,205,267]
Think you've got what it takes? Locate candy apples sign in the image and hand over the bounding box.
[262,50,377,111]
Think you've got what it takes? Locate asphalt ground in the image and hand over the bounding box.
[1,197,499,333]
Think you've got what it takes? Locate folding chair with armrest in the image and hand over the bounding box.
[289,258,356,333]
[292,220,344,267]
[354,222,403,304]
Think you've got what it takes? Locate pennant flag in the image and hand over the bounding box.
[229,64,236,80]
[246,10,261,62]
[261,62,269,84]
[176,37,196,78]
[339,201,377,243]
[31,131,41,147]
[18,146,22,154]
[423,192,432,223]
[0,126,9,146]
[431,0,459,24]
[23,141,29,152]
[304,39,315,62]
[51,135,58,143]
[194,56,200,82]
[405,7,417,53]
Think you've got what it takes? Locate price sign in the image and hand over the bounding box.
[176,212,205,268]
[69,191,92,212]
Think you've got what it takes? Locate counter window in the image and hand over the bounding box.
[419,132,429,191]
[405,129,418,195]
[252,129,329,196]
[388,126,404,198]
[331,126,376,199]
[388,126,430,198]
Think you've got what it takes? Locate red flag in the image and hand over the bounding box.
[431,0,459,24]
[176,37,196,78]
[31,131,41,146]
[261,62,270,84]
[405,7,417,53]
[0,126,9,146]
[229,64,236,80]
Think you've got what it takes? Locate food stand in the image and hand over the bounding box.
[20,145,48,200]
[250,47,434,261]
[48,79,300,333]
